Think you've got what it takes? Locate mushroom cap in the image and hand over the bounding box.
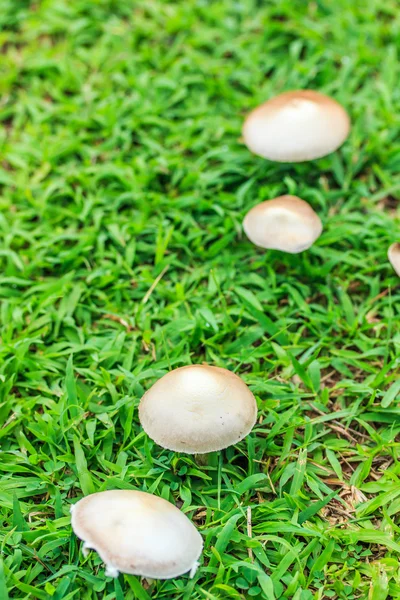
[71,490,203,579]
[388,243,400,276]
[242,90,350,162]
[243,195,322,254]
[139,364,257,454]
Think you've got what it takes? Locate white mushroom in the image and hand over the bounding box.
[243,195,322,254]
[243,90,350,162]
[388,243,400,277]
[139,364,257,454]
[70,490,203,579]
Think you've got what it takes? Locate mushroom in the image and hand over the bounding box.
[70,490,203,579]
[242,90,350,162]
[139,364,257,454]
[243,195,322,254]
[388,243,400,276]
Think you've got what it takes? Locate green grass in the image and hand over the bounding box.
[1,0,400,598]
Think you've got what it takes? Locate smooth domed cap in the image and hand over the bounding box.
[388,243,400,276]
[243,195,322,254]
[139,364,257,454]
[71,490,203,579]
[242,90,350,162]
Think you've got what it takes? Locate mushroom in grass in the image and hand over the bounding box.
[243,195,322,254]
[139,365,257,454]
[388,243,400,277]
[71,490,203,579]
[243,90,350,162]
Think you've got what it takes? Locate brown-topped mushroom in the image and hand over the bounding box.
[139,364,257,454]
[71,490,203,579]
[388,243,400,276]
[243,90,350,162]
[243,195,322,254]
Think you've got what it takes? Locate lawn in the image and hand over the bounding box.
[1,0,400,598]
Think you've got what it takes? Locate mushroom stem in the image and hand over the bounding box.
[105,564,119,578]
[194,451,218,468]
[189,561,200,578]
[194,453,208,466]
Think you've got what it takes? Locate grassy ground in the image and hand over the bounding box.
[1,0,400,598]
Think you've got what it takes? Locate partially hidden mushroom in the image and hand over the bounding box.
[388,243,400,276]
[139,364,257,454]
[243,90,350,162]
[71,490,203,579]
[243,195,322,254]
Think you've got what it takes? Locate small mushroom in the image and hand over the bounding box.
[243,195,322,254]
[243,90,350,162]
[388,243,400,276]
[139,364,257,454]
[71,490,203,579]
